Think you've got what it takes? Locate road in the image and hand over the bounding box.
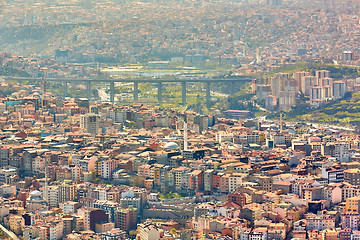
[0,223,20,240]
[258,116,355,131]
[309,123,355,132]
[98,88,110,102]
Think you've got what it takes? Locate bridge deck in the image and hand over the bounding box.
[4,76,252,83]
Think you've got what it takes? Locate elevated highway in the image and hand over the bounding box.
[4,76,253,105]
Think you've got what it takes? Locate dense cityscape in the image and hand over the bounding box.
[1,0,360,240]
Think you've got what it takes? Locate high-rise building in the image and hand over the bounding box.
[0,146,10,167]
[46,186,59,207]
[84,208,109,231]
[319,77,334,87]
[9,215,25,235]
[120,198,141,216]
[256,85,272,101]
[109,109,126,123]
[252,79,257,94]
[101,159,118,179]
[267,0,282,6]
[341,212,360,230]
[334,142,350,162]
[265,95,277,110]
[310,86,322,101]
[115,207,137,231]
[333,81,346,99]
[345,196,360,213]
[271,73,289,97]
[320,86,333,99]
[293,71,309,92]
[342,51,354,63]
[94,200,121,223]
[204,169,214,192]
[59,183,76,203]
[278,91,295,110]
[316,70,330,82]
[302,76,317,96]
[344,169,360,185]
[189,170,204,191]
[80,113,99,135]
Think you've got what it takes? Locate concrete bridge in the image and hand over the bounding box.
[4,76,252,105]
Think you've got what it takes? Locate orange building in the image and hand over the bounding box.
[189,170,204,191]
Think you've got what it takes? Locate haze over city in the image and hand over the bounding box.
[1,0,360,240]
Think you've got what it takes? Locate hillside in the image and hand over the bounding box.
[0,67,30,77]
[285,92,360,126]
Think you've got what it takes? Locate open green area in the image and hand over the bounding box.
[0,67,30,77]
[283,92,360,126]
[264,63,360,126]
[158,191,184,199]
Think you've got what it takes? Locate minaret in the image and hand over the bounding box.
[183,121,188,151]
[176,118,179,134]
[256,47,260,64]
[280,112,283,133]
[41,77,46,109]
[44,157,48,204]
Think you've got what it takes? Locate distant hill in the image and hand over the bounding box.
[0,23,91,56]
[0,67,30,77]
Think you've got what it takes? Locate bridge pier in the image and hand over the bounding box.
[206,82,211,107]
[158,82,163,103]
[134,82,139,102]
[110,81,115,103]
[4,77,252,102]
[63,82,68,96]
[86,81,91,99]
[230,81,236,95]
[182,82,186,106]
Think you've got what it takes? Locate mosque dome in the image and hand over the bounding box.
[27,190,45,201]
[163,142,179,150]
[30,190,41,196]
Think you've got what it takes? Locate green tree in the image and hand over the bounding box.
[130,176,145,188]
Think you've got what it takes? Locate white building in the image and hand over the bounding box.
[49,220,63,240]
[109,109,126,123]
[46,186,59,208]
[101,159,117,179]
[137,222,160,240]
[335,142,350,162]
[0,167,17,184]
[306,213,335,231]
[59,201,79,214]
[229,173,247,193]
[80,113,99,135]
